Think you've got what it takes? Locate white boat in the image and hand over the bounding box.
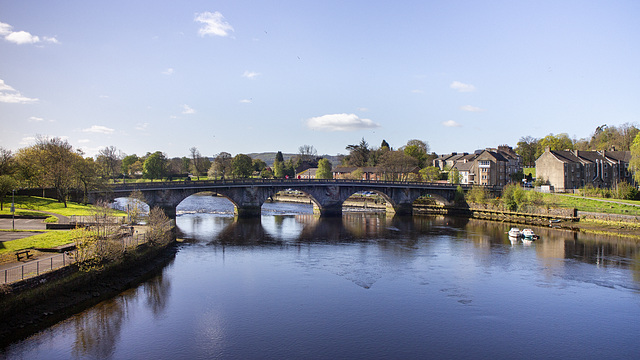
[508,227,522,238]
[521,228,538,239]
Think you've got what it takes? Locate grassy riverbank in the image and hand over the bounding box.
[540,193,640,215]
[0,229,85,256]
[1,196,126,217]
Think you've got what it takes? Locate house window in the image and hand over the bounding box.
[479,160,490,167]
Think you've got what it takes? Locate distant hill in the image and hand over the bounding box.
[247,152,343,167]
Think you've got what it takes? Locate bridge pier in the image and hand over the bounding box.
[158,205,177,219]
[235,205,262,218]
[318,204,343,217]
[387,203,414,216]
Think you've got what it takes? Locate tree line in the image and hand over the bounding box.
[340,138,444,182]
[0,139,340,207]
[3,124,640,208]
[515,123,639,167]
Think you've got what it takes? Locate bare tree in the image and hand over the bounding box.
[189,147,206,179]
[97,146,123,181]
[147,207,172,246]
[75,200,122,271]
[298,145,317,162]
[379,150,418,181]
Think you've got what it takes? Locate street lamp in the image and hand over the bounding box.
[11,189,15,231]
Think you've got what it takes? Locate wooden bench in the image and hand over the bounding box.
[16,250,33,261]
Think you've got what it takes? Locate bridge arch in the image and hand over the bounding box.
[89,179,469,218]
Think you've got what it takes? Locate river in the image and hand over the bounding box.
[2,195,640,359]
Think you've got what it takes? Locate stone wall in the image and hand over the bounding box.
[577,211,640,223]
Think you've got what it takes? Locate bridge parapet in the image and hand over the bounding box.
[90,179,500,218]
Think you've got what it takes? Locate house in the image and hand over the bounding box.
[332,166,382,180]
[433,152,472,171]
[332,166,420,181]
[535,147,634,192]
[433,146,522,186]
[297,168,317,179]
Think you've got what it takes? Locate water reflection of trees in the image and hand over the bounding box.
[144,272,172,318]
[69,263,175,358]
[72,289,138,359]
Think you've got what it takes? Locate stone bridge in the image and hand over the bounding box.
[89,179,486,218]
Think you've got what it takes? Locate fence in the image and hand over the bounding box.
[1,233,150,285]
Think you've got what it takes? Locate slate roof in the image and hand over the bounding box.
[549,150,631,165]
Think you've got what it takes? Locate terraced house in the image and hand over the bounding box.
[433,145,522,186]
[535,147,633,192]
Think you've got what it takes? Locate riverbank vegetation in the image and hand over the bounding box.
[464,184,640,216]
[0,196,125,217]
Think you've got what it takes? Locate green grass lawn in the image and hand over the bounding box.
[0,209,49,217]
[1,196,126,217]
[524,167,535,178]
[0,228,84,255]
[541,193,640,215]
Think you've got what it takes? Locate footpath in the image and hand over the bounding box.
[0,212,149,284]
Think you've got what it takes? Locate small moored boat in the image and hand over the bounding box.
[521,228,538,240]
[508,227,522,238]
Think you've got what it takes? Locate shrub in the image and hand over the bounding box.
[501,184,526,212]
[466,186,489,204]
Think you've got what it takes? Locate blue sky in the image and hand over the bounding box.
[1,0,639,158]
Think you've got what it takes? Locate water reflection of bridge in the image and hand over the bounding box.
[92,179,488,218]
[200,213,469,246]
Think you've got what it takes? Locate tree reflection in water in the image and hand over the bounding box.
[144,272,172,318]
[72,288,138,359]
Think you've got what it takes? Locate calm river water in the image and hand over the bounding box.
[3,195,640,359]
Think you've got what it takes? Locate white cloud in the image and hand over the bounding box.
[43,36,59,44]
[135,122,150,131]
[78,139,90,144]
[1,21,58,45]
[460,105,485,112]
[0,79,16,92]
[442,120,462,127]
[182,104,196,114]
[19,136,36,146]
[195,11,234,37]
[239,99,252,104]
[6,31,40,44]
[82,125,115,134]
[28,116,44,122]
[162,68,174,75]
[242,70,259,79]
[306,113,380,132]
[0,22,11,36]
[0,79,38,104]
[450,81,476,92]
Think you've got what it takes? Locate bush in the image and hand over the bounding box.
[465,186,489,204]
[501,184,527,212]
[613,181,638,200]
